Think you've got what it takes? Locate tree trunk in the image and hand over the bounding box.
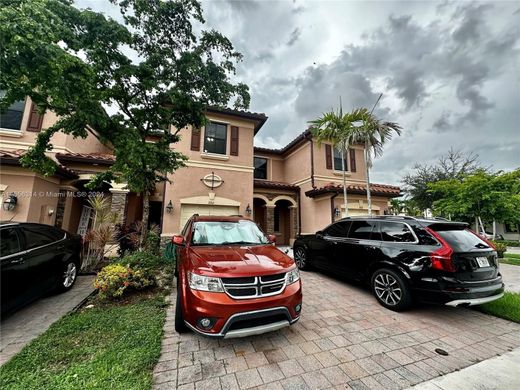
[492,219,496,240]
[141,191,150,247]
[475,216,479,233]
[364,142,372,216]
[341,148,348,217]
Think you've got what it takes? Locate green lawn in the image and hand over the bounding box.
[477,292,520,323]
[501,257,520,266]
[0,294,167,390]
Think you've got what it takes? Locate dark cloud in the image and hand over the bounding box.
[287,27,301,46]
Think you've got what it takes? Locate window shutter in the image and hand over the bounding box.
[325,144,332,169]
[191,128,201,151]
[26,102,44,132]
[349,149,357,172]
[230,126,239,156]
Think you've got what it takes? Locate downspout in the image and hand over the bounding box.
[297,188,302,235]
[308,136,315,189]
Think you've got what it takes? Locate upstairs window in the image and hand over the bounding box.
[333,147,348,171]
[254,157,268,179]
[0,91,25,131]
[204,122,227,155]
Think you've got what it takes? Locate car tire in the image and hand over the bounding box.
[293,246,310,270]
[56,260,79,293]
[371,268,412,311]
[175,280,189,333]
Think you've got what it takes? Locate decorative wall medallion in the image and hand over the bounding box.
[201,172,224,189]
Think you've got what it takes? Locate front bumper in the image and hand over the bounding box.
[183,280,302,338]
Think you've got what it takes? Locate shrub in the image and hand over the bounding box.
[495,239,520,247]
[94,264,153,300]
[120,250,165,270]
[114,223,140,256]
[491,240,508,258]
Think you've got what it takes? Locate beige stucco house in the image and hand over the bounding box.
[0,97,401,246]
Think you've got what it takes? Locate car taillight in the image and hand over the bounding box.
[425,227,455,272]
[467,229,497,250]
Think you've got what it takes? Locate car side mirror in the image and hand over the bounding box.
[267,234,276,244]
[172,235,185,245]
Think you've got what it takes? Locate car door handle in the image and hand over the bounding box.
[10,258,24,264]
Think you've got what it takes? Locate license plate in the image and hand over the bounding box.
[476,257,490,267]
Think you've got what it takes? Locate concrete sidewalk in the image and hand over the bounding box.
[410,348,520,390]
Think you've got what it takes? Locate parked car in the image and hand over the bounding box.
[1,222,82,316]
[293,216,504,311]
[173,215,302,338]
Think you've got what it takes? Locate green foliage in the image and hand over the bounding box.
[402,149,484,211]
[491,240,507,258]
[429,168,520,225]
[497,240,520,247]
[94,263,153,300]
[0,295,166,390]
[120,250,165,270]
[477,292,520,324]
[1,0,250,234]
[388,198,423,216]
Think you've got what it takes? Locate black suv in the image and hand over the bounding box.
[293,216,504,311]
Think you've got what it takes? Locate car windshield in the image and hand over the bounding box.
[191,220,269,246]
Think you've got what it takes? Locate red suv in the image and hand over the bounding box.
[173,215,302,338]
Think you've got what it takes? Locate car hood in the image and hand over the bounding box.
[188,245,295,277]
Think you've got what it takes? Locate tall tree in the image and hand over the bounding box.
[348,108,401,215]
[309,101,354,217]
[0,0,250,238]
[402,149,484,211]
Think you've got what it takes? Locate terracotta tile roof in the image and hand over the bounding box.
[305,182,401,198]
[56,152,115,165]
[206,106,268,134]
[0,149,78,179]
[254,129,312,155]
[254,179,299,191]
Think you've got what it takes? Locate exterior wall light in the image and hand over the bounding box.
[245,203,252,216]
[166,200,174,214]
[3,193,18,211]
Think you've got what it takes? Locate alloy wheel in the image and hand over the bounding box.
[374,273,402,306]
[63,263,77,288]
[294,247,306,268]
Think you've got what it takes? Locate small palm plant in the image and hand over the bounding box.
[82,195,118,271]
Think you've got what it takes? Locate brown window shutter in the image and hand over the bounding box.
[350,149,357,172]
[325,144,332,169]
[26,102,44,132]
[230,126,239,156]
[190,128,201,151]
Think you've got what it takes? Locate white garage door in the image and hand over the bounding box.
[179,204,240,231]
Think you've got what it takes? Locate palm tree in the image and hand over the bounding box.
[348,108,402,215]
[309,102,356,217]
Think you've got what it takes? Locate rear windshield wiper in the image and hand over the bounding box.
[474,243,490,249]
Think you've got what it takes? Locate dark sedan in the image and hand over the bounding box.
[293,216,504,311]
[1,222,82,316]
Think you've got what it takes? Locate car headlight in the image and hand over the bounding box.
[188,272,224,292]
[286,268,300,285]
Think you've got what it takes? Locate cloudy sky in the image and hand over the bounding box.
[78,0,519,186]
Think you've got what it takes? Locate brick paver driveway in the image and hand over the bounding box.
[153,271,520,389]
[0,275,95,365]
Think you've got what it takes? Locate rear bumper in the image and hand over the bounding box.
[412,275,505,305]
[445,293,504,307]
[182,280,302,338]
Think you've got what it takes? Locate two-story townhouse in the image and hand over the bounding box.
[1,96,401,247]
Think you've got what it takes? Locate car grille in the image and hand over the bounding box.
[221,273,286,299]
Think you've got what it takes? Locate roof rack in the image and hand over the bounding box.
[340,215,416,221]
